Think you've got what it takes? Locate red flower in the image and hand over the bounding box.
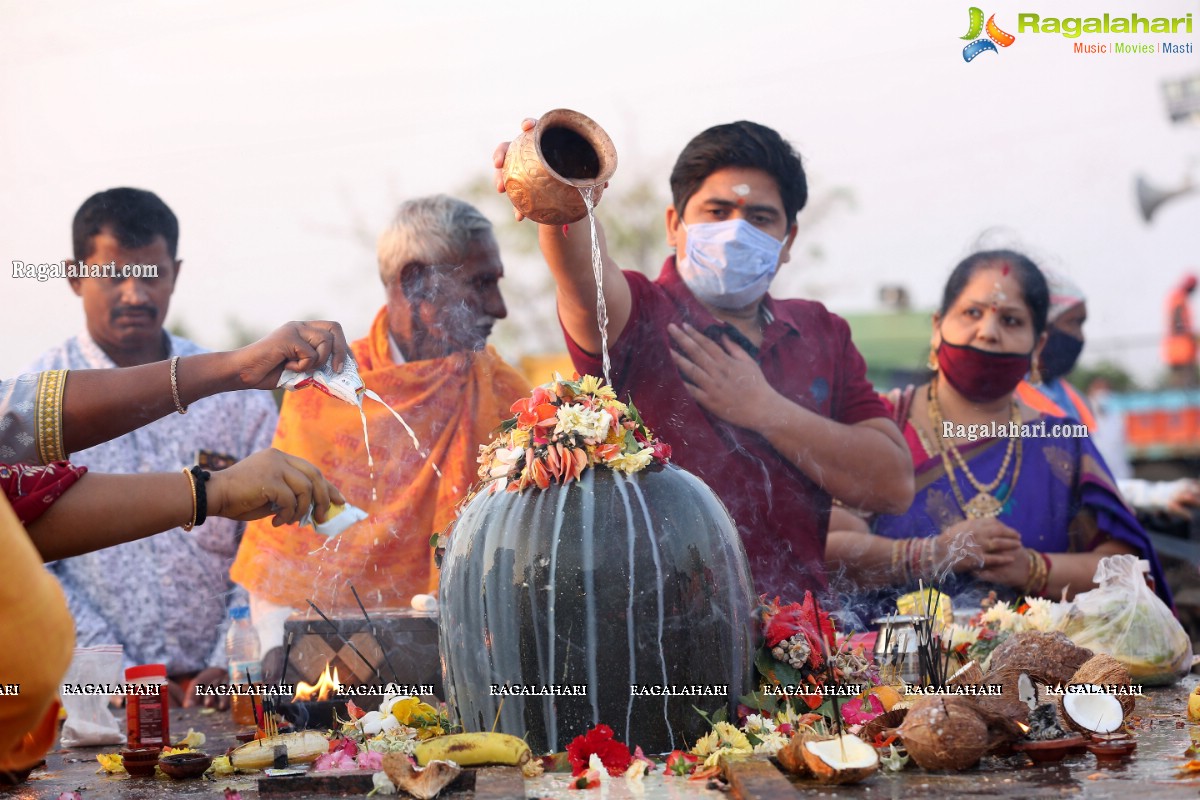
[651,440,672,461]
[763,591,835,668]
[511,387,558,429]
[345,699,366,720]
[664,749,699,776]
[566,724,632,777]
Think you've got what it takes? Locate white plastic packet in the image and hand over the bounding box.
[277,354,364,405]
[299,502,368,538]
[1057,553,1191,685]
[59,645,126,747]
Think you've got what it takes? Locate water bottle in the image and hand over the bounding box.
[226,606,262,726]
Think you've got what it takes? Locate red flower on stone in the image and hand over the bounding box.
[664,749,699,776]
[566,724,633,777]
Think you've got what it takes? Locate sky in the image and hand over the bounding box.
[1,0,1197,383]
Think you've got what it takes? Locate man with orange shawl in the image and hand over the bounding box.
[231,195,529,657]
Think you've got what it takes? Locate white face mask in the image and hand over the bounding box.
[677,219,785,310]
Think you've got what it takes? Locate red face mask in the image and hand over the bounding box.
[936,340,1032,403]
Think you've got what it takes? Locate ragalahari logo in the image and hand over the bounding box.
[962,7,1016,61]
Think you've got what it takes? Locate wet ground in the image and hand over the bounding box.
[8,675,1200,799]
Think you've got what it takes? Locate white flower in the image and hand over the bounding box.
[371,771,397,794]
[554,403,610,442]
[488,446,523,479]
[589,753,607,784]
[742,714,776,735]
[752,731,788,756]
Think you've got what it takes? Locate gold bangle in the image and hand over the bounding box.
[181,468,198,531]
[170,356,188,414]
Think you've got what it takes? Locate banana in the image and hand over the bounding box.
[414,732,532,770]
[229,731,329,770]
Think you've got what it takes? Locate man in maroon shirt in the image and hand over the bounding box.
[493,120,913,598]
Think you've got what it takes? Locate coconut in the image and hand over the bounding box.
[774,736,810,776]
[799,733,880,784]
[972,668,1033,724]
[1060,691,1125,736]
[947,660,984,686]
[898,697,991,771]
[859,708,909,747]
[382,754,462,800]
[1066,654,1136,718]
[986,632,1092,687]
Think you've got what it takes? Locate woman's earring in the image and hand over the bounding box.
[927,350,939,372]
[1030,361,1043,385]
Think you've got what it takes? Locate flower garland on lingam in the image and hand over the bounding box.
[432,374,671,559]
[478,373,671,493]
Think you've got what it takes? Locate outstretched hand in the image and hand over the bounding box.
[207,448,345,527]
[667,322,779,431]
[232,320,350,390]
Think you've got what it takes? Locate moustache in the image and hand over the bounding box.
[111,305,158,320]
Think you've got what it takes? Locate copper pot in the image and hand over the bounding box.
[501,109,617,225]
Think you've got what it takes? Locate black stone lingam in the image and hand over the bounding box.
[438,465,756,754]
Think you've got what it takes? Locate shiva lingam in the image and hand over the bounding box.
[437,376,756,754]
[500,108,618,224]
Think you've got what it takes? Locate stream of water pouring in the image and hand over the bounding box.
[578,187,610,385]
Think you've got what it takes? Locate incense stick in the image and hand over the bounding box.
[349,583,401,684]
[306,598,380,677]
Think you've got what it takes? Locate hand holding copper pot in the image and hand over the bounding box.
[492,109,618,225]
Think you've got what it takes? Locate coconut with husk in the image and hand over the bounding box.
[986,631,1092,687]
[382,754,462,800]
[799,733,879,784]
[946,660,983,686]
[1063,654,1136,718]
[774,735,810,776]
[899,697,990,770]
[972,667,1035,724]
[859,709,909,747]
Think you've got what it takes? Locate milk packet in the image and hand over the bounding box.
[278,354,364,405]
[300,502,369,538]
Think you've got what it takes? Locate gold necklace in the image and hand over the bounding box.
[927,377,1024,519]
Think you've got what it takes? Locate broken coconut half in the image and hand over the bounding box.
[801,734,880,784]
[382,753,462,800]
[1060,690,1124,736]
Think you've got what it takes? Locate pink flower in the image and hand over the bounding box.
[840,694,884,726]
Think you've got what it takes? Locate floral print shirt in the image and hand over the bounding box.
[25,331,278,673]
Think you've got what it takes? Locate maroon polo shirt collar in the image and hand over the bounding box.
[657,256,801,356]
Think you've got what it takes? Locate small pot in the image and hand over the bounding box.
[121,747,162,778]
[1012,735,1087,764]
[158,752,213,780]
[1087,737,1136,764]
[501,109,617,225]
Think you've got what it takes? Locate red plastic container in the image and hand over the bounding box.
[125,664,169,749]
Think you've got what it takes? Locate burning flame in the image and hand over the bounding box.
[1016,722,1031,735]
[293,663,342,702]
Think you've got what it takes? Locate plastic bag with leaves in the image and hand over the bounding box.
[1057,554,1191,686]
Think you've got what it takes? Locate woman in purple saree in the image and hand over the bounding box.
[827,251,1170,620]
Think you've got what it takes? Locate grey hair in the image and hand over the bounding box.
[377,194,494,285]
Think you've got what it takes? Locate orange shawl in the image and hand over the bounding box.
[231,308,530,612]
